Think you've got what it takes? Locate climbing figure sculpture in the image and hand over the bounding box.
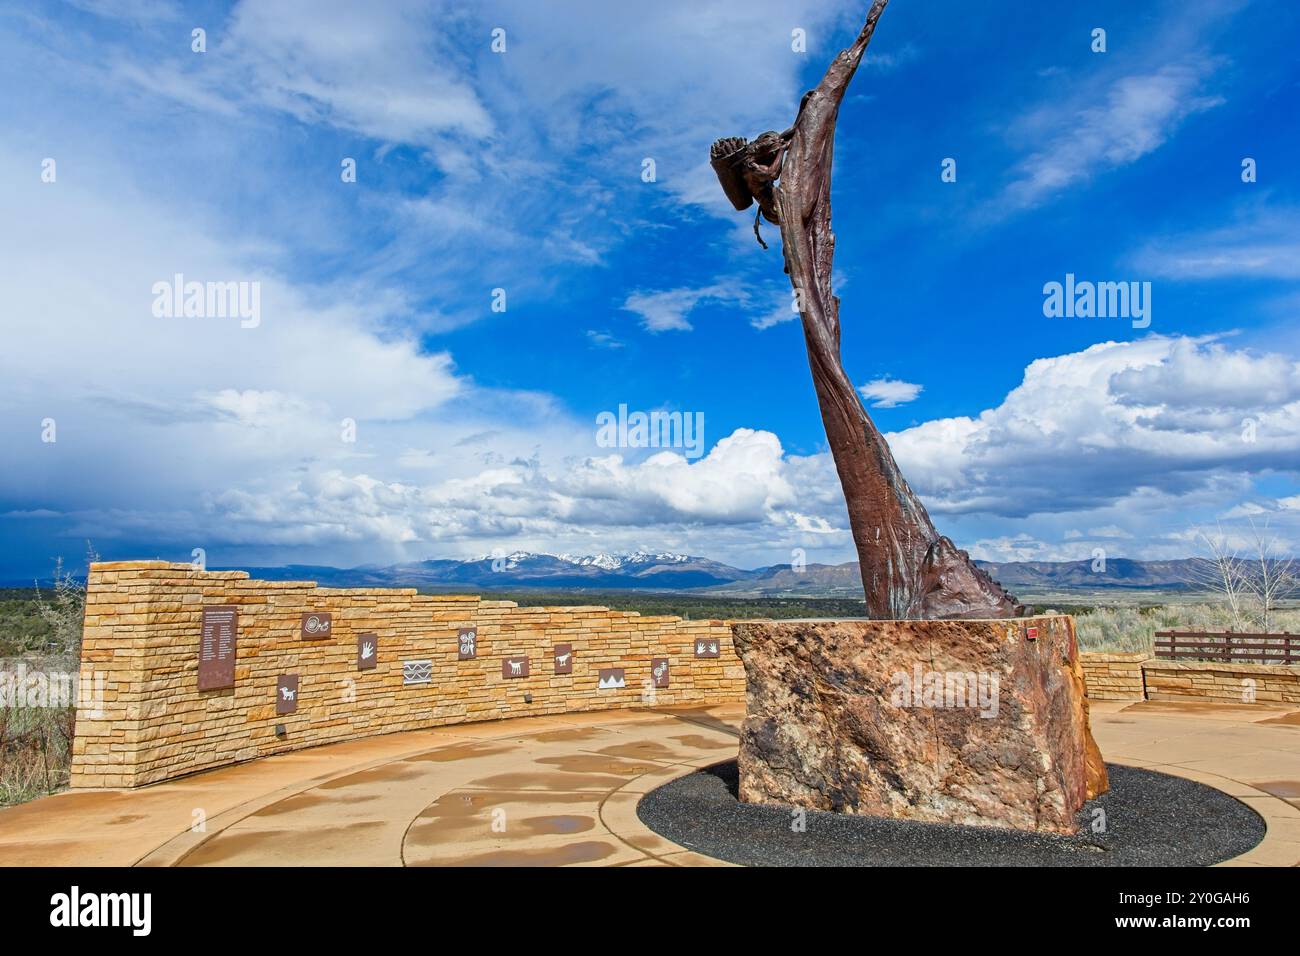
[710,0,1020,619]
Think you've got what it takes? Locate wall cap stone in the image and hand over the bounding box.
[1145,659,1300,677]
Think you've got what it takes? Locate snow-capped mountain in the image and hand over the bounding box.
[234,550,760,591]
[564,552,624,570]
[451,550,734,587]
[560,551,692,569]
[210,554,1220,598]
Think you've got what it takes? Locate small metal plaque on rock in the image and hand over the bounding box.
[501,656,529,679]
[652,657,670,688]
[553,643,573,674]
[458,627,477,660]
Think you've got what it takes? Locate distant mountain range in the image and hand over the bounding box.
[196,551,1219,598]
[976,558,1215,592]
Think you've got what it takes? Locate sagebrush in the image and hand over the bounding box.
[1075,603,1300,654]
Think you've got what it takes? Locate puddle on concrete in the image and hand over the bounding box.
[596,741,678,761]
[658,708,743,738]
[519,814,594,835]
[670,734,734,750]
[408,808,597,841]
[418,791,491,818]
[406,791,594,838]
[406,793,494,839]
[1122,700,1291,719]
[181,830,289,865]
[253,790,382,817]
[401,742,517,762]
[314,762,428,790]
[536,754,653,776]
[106,814,148,826]
[181,820,387,866]
[0,790,134,822]
[406,816,488,838]
[415,790,595,820]
[1259,711,1300,727]
[530,728,604,743]
[464,771,628,792]
[1249,779,1300,798]
[408,839,617,867]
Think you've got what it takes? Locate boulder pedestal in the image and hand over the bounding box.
[730,616,1107,834]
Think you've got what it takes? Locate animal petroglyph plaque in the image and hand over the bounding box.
[501,656,530,679]
[276,674,299,715]
[554,643,573,674]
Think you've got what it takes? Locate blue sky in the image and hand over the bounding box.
[1,0,1298,579]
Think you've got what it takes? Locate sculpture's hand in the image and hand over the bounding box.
[744,149,786,185]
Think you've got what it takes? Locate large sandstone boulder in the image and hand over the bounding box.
[730,616,1107,834]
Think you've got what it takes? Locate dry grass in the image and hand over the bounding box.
[0,664,77,805]
[0,552,89,805]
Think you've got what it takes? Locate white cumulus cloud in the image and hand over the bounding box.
[859,377,923,408]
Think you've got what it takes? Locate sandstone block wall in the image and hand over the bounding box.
[72,562,742,788]
[73,562,1296,791]
[1142,659,1300,705]
[1077,652,1147,701]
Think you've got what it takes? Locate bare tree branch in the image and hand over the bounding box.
[1241,517,1298,632]
[1184,525,1251,630]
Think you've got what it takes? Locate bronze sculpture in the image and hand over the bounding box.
[712,1,1020,619]
[711,125,796,249]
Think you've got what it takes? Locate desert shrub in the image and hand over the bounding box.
[1075,603,1300,654]
[34,554,91,656]
[0,654,79,805]
[1,549,92,805]
[1075,606,1152,653]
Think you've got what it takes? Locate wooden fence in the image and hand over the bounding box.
[1153,630,1300,665]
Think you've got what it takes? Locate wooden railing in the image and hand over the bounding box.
[1153,630,1300,665]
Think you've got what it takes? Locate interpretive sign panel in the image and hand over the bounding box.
[198,606,238,691]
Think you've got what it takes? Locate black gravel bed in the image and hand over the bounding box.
[637,762,1265,866]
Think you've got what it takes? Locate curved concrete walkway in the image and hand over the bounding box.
[0,701,1297,866]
